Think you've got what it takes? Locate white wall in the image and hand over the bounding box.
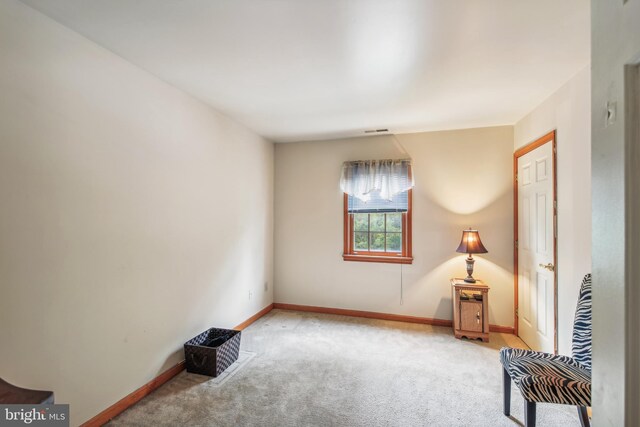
[275,127,514,328]
[514,66,591,356]
[591,0,640,424]
[0,1,273,425]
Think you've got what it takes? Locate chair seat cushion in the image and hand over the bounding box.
[509,357,591,406]
[499,347,580,373]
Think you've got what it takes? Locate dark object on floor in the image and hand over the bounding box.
[0,377,54,404]
[499,274,592,427]
[201,333,234,348]
[184,328,241,377]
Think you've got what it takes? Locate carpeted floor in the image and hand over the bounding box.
[109,309,581,426]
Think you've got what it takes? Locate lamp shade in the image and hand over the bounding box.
[456,229,488,254]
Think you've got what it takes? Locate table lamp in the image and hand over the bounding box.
[456,228,488,283]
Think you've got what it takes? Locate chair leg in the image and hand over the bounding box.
[577,406,590,427]
[502,367,511,416]
[524,400,536,427]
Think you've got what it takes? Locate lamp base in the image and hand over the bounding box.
[464,255,476,283]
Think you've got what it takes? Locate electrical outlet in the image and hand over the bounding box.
[248,290,253,300]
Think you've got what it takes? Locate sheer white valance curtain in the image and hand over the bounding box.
[339,159,414,202]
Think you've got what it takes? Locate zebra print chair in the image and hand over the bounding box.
[499,274,591,427]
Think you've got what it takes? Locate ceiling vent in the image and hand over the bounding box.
[364,128,389,134]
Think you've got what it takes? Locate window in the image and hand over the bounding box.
[342,187,413,264]
[353,212,403,252]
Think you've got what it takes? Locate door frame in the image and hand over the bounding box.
[513,130,558,354]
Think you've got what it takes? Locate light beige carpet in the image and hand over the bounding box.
[108,309,581,426]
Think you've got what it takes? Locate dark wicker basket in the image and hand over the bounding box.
[184,328,241,377]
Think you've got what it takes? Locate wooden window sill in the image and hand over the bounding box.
[342,254,413,264]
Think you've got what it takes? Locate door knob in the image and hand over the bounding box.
[539,263,555,272]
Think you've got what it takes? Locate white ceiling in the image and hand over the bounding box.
[21,0,590,142]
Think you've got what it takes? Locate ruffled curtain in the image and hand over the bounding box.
[340,159,414,202]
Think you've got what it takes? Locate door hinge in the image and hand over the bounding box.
[515,173,518,182]
[515,308,519,316]
[515,240,518,249]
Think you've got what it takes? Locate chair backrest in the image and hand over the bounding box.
[572,274,592,370]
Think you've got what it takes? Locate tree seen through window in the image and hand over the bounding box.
[353,213,402,252]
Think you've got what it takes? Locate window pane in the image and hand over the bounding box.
[386,232,402,252]
[370,213,385,231]
[354,232,369,250]
[354,213,369,231]
[386,213,402,232]
[370,233,385,251]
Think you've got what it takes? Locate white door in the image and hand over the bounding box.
[517,138,556,353]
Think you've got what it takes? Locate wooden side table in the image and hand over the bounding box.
[0,378,54,404]
[451,278,490,342]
